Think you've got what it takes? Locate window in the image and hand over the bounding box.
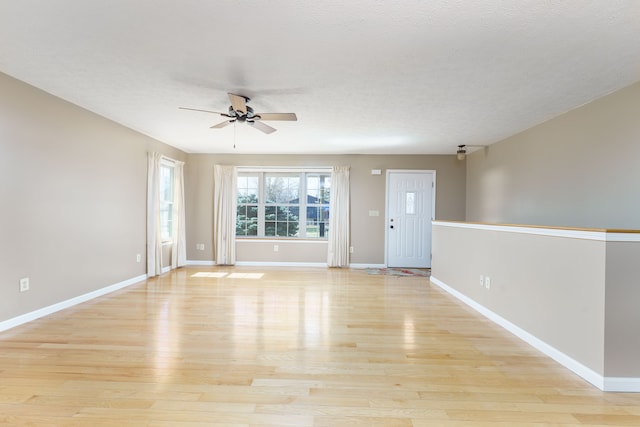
[305,173,331,237]
[236,169,331,239]
[236,174,259,236]
[159,162,174,241]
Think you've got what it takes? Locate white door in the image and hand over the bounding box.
[386,171,435,268]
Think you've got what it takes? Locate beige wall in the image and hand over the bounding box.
[431,222,607,376]
[604,241,640,377]
[0,72,186,323]
[466,81,640,229]
[185,153,466,264]
[445,80,640,385]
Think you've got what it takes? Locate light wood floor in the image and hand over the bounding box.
[1,266,640,426]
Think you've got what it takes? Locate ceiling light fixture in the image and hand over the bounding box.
[456,144,488,160]
[457,145,467,161]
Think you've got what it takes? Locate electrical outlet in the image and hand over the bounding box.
[136,253,141,263]
[19,277,29,292]
[480,275,484,287]
[196,243,205,250]
[485,276,491,289]
[274,245,279,252]
[350,246,354,253]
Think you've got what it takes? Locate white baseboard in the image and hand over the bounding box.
[430,276,640,393]
[349,263,386,269]
[188,260,329,268]
[603,377,640,392]
[0,274,146,333]
[186,260,215,266]
[187,261,386,269]
[235,261,327,267]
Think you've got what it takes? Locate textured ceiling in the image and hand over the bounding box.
[1,1,640,155]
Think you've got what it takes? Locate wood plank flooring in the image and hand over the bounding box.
[1,266,640,426]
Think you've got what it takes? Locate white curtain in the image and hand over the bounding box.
[327,165,350,267]
[213,165,237,265]
[146,152,163,277]
[171,160,187,269]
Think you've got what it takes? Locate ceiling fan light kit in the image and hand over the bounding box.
[179,93,297,134]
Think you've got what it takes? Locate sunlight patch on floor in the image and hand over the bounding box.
[191,272,229,278]
[228,273,264,279]
[190,272,265,279]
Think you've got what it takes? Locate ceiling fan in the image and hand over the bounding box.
[179,93,297,134]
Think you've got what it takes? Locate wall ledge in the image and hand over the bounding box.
[433,220,640,242]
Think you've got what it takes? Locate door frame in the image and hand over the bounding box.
[384,169,436,267]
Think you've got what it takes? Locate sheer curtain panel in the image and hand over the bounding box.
[146,152,163,277]
[327,165,350,267]
[213,165,237,265]
[171,160,187,269]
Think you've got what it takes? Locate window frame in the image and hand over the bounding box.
[236,167,331,240]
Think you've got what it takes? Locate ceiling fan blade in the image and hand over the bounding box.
[228,93,247,114]
[178,107,226,115]
[256,113,297,121]
[211,120,234,129]
[250,120,276,134]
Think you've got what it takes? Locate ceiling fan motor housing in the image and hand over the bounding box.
[229,104,257,123]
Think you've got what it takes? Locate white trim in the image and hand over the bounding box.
[429,275,607,391]
[603,377,640,392]
[432,221,640,242]
[235,261,327,267]
[187,260,216,266]
[605,233,640,242]
[161,266,171,274]
[188,261,387,269]
[350,263,387,269]
[0,274,146,333]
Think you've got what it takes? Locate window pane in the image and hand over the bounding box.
[406,191,416,214]
[237,173,259,237]
[286,221,299,236]
[276,206,289,221]
[265,174,300,204]
[159,164,174,240]
[237,174,259,201]
[236,205,258,236]
[320,175,331,203]
[265,221,276,236]
[265,205,276,219]
[266,206,298,237]
[308,175,330,205]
